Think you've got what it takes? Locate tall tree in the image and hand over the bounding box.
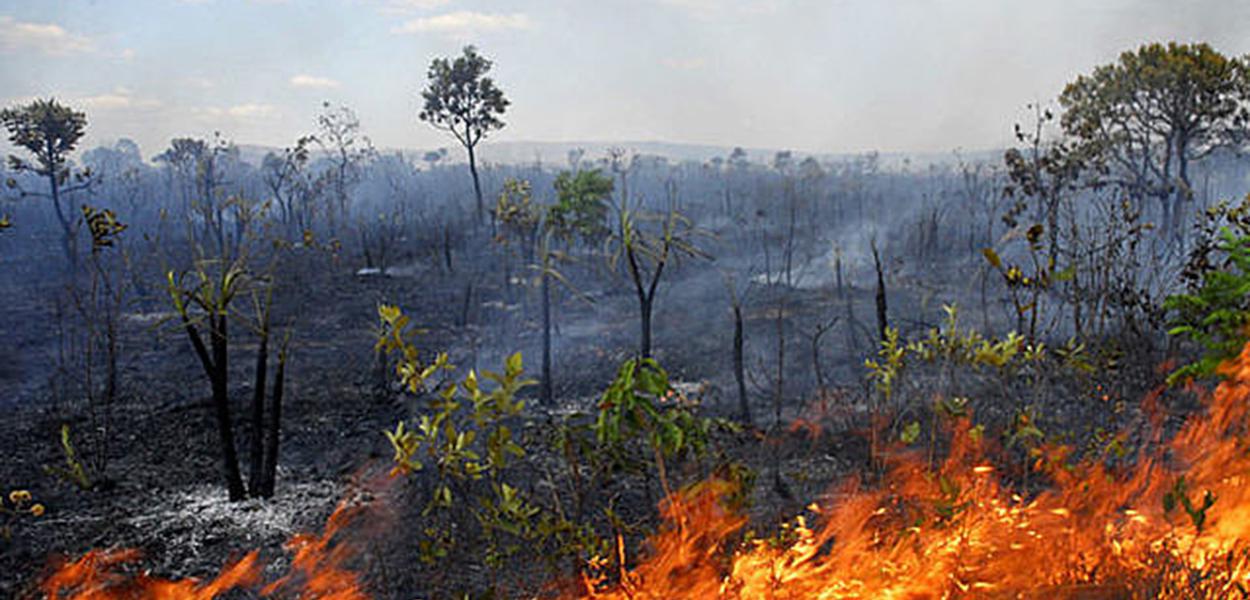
[154,135,238,255]
[1,98,92,269]
[261,135,316,238]
[419,45,509,226]
[1059,42,1250,236]
[315,102,374,236]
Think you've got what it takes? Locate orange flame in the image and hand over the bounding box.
[38,343,1250,599]
[572,344,1250,599]
[40,501,369,600]
[42,549,261,600]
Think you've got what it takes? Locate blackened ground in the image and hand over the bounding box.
[0,239,1187,598]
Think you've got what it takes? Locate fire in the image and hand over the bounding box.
[572,344,1250,599]
[40,501,368,600]
[36,342,1250,598]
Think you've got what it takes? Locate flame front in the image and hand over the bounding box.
[40,503,366,600]
[573,345,1250,600]
[37,343,1250,599]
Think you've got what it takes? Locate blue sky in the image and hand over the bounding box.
[1,0,1247,159]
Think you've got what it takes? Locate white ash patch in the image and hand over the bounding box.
[672,380,715,402]
[107,475,346,577]
[123,311,175,325]
[125,476,343,542]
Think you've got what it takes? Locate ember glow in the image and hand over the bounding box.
[39,344,1250,599]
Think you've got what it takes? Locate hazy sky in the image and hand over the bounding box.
[2,0,1248,159]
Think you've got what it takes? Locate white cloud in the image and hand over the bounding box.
[183,76,216,90]
[656,0,780,19]
[78,88,162,111]
[227,103,276,118]
[661,57,705,70]
[80,93,132,110]
[0,15,94,56]
[380,0,453,13]
[289,74,340,89]
[392,11,532,38]
[193,103,277,120]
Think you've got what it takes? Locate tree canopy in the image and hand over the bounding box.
[419,45,509,149]
[1,98,87,181]
[418,45,509,224]
[549,169,613,244]
[1059,42,1250,231]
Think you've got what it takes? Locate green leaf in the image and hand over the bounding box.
[900,421,921,445]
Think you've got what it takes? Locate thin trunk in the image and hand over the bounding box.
[1173,147,1191,240]
[468,143,484,226]
[210,315,246,501]
[260,347,286,498]
[640,297,653,359]
[872,241,888,342]
[443,225,454,273]
[733,304,749,424]
[248,330,268,497]
[47,165,76,272]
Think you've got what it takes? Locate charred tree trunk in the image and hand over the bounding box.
[627,242,664,361]
[733,303,750,424]
[247,329,269,497]
[260,347,286,498]
[639,296,653,360]
[209,316,246,501]
[871,239,888,342]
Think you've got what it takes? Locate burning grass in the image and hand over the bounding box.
[33,342,1250,599]
[572,346,1250,599]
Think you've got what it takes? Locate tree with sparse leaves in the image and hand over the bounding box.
[419,45,509,226]
[608,205,709,359]
[315,102,375,236]
[2,98,93,269]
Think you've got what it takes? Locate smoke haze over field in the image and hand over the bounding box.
[0,0,1248,158]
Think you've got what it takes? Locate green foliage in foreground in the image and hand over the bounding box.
[376,303,742,594]
[1166,228,1250,383]
[378,303,603,581]
[44,424,92,491]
